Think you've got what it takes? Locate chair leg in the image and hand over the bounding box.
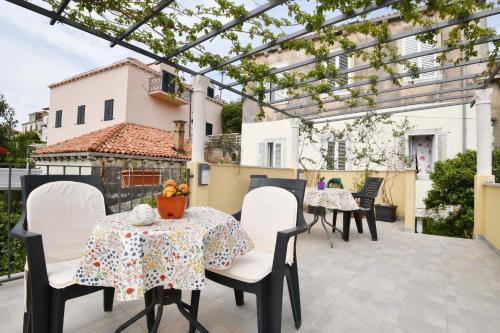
[144,288,156,332]
[256,281,271,333]
[332,210,338,233]
[354,212,364,233]
[234,289,244,306]
[342,211,351,241]
[103,287,114,312]
[188,290,201,333]
[285,264,302,329]
[366,209,378,241]
[50,290,66,333]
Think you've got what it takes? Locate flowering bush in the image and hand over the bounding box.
[161,179,189,198]
[0,146,6,154]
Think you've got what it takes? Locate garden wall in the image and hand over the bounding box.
[478,183,500,251]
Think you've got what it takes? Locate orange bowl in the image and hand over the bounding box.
[155,195,188,219]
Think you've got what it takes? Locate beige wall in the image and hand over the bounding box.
[478,183,500,250]
[188,163,296,215]
[48,66,128,144]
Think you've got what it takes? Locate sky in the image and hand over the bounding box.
[0,1,499,130]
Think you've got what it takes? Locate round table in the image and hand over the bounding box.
[74,206,253,332]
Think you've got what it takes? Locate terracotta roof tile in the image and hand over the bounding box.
[35,123,191,160]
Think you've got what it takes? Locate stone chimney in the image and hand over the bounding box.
[173,120,187,153]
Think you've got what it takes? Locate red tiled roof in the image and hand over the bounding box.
[35,123,191,160]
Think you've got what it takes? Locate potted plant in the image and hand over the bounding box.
[155,179,189,219]
[317,176,325,190]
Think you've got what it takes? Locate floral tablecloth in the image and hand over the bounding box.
[304,187,359,211]
[74,207,253,301]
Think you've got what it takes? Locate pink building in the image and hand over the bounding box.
[47,57,223,145]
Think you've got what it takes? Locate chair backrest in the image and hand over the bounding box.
[248,175,268,193]
[253,178,307,227]
[358,177,383,209]
[240,186,297,263]
[22,175,108,264]
[327,178,344,189]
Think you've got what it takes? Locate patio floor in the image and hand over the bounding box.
[1,213,500,333]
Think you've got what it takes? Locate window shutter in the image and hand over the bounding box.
[336,54,349,86]
[326,141,335,169]
[338,140,346,170]
[270,63,288,102]
[274,142,282,167]
[258,143,265,166]
[55,110,62,128]
[162,71,176,94]
[396,136,407,169]
[437,133,448,161]
[104,99,114,121]
[419,41,437,79]
[77,105,85,125]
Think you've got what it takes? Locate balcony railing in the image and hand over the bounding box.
[0,163,188,283]
[148,76,191,105]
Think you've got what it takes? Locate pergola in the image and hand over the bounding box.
[5,0,500,175]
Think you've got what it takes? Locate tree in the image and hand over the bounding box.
[221,101,242,134]
[423,149,500,238]
[6,131,42,165]
[0,94,17,158]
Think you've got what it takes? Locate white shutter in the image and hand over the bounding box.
[437,133,448,161]
[270,63,288,103]
[337,140,346,170]
[258,143,265,166]
[419,41,437,79]
[274,142,282,167]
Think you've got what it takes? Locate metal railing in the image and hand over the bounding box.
[148,76,191,102]
[0,163,188,283]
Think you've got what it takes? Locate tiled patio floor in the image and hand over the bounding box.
[1,213,500,333]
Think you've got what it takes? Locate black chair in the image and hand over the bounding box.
[202,178,307,333]
[343,177,383,241]
[10,175,115,333]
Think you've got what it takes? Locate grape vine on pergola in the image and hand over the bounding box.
[6,0,500,124]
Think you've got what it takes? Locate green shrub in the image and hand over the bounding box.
[423,149,500,238]
[0,191,25,276]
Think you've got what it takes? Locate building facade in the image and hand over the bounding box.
[241,11,489,177]
[21,108,49,141]
[47,58,223,145]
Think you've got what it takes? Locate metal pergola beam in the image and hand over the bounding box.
[258,33,500,95]
[200,0,400,74]
[49,0,71,25]
[270,56,493,104]
[305,93,474,121]
[110,0,176,47]
[163,0,287,60]
[5,0,300,120]
[258,7,500,80]
[312,100,472,124]
[296,85,479,117]
[288,83,480,114]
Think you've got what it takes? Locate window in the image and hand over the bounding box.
[403,36,437,80]
[258,140,284,167]
[266,63,288,103]
[207,86,215,99]
[205,122,213,136]
[55,110,62,128]
[77,105,85,125]
[161,70,176,94]
[104,99,114,121]
[326,140,346,170]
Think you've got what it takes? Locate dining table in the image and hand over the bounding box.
[304,187,359,247]
[73,206,254,333]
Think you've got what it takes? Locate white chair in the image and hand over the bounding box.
[204,185,308,333]
[10,175,115,333]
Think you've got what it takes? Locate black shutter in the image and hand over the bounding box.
[104,99,114,121]
[337,54,348,86]
[205,122,213,136]
[55,110,62,128]
[162,71,176,94]
[207,86,215,98]
[77,105,85,124]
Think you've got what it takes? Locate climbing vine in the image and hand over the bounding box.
[46,0,499,117]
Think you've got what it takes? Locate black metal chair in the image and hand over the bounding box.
[10,175,115,333]
[343,177,383,241]
[202,178,307,333]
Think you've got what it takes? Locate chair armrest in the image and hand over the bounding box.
[271,224,308,271]
[351,192,360,198]
[10,219,40,242]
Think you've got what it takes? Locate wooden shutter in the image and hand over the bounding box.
[258,143,265,166]
[437,133,448,161]
[337,140,346,170]
[336,54,349,86]
[55,110,62,128]
[270,63,288,102]
[77,105,85,125]
[274,142,282,167]
[326,141,335,169]
[104,99,114,121]
[419,41,437,79]
[162,71,176,94]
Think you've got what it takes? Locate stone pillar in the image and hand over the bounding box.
[475,88,493,175]
[290,118,301,169]
[191,75,210,162]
